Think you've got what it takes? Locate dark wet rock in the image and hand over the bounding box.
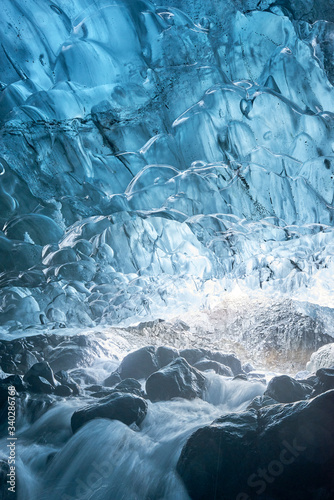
[156,346,179,368]
[104,345,178,386]
[54,370,80,395]
[23,362,57,393]
[247,394,277,411]
[209,352,243,376]
[265,375,313,403]
[146,357,206,402]
[113,378,145,398]
[92,379,145,399]
[29,376,54,394]
[118,346,159,380]
[0,333,107,376]
[91,389,116,398]
[1,374,27,392]
[179,348,243,376]
[86,384,104,393]
[21,350,40,370]
[298,375,318,387]
[47,336,102,372]
[312,367,334,397]
[177,390,334,500]
[194,360,233,377]
[71,392,148,433]
[104,371,122,387]
[0,385,10,425]
[243,362,255,373]
[179,349,206,366]
[0,333,111,391]
[54,385,73,397]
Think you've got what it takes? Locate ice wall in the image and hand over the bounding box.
[1,0,334,331]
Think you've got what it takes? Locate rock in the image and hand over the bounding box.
[194,360,233,377]
[179,349,207,366]
[243,362,255,373]
[113,378,145,398]
[71,392,148,433]
[54,385,73,397]
[92,378,145,399]
[177,390,334,500]
[86,384,104,393]
[21,350,40,370]
[209,352,243,376]
[91,389,116,398]
[104,371,122,387]
[156,346,179,368]
[48,337,99,372]
[118,346,159,380]
[264,375,313,403]
[180,348,243,376]
[247,394,277,411]
[54,370,80,395]
[23,362,57,393]
[1,374,27,392]
[312,367,334,396]
[146,357,206,402]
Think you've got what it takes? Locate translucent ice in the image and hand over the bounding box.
[1,0,334,332]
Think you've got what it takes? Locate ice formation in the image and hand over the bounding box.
[1,0,334,333]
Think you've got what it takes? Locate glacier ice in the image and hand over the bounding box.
[1,0,334,333]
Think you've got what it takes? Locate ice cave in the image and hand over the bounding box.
[0,0,334,498]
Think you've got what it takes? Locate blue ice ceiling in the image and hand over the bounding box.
[1,0,334,329]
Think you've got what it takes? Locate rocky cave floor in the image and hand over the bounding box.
[0,319,334,500]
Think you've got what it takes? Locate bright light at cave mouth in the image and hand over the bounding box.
[1,1,334,499]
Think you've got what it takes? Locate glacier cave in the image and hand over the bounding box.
[0,0,334,499]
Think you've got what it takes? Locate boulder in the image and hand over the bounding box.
[177,390,334,500]
[209,352,243,376]
[1,374,27,392]
[247,394,277,411]
[54,370,80,395]
[71,392,148,433]
[117,346,159,380]
[180,348,243,375]
[312,367,334,396]
[194,360,233,377]
[104,371,122,387]
[23,362,57,394]
[156,346,179,368]
[179,349,206,366]
[243,362,255,373]
[54,385,73,397]
[113,378,145,398]
[48,337,98,372]
[146,357,206,402]
[92,378,145,399]
[265,375,313,403]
